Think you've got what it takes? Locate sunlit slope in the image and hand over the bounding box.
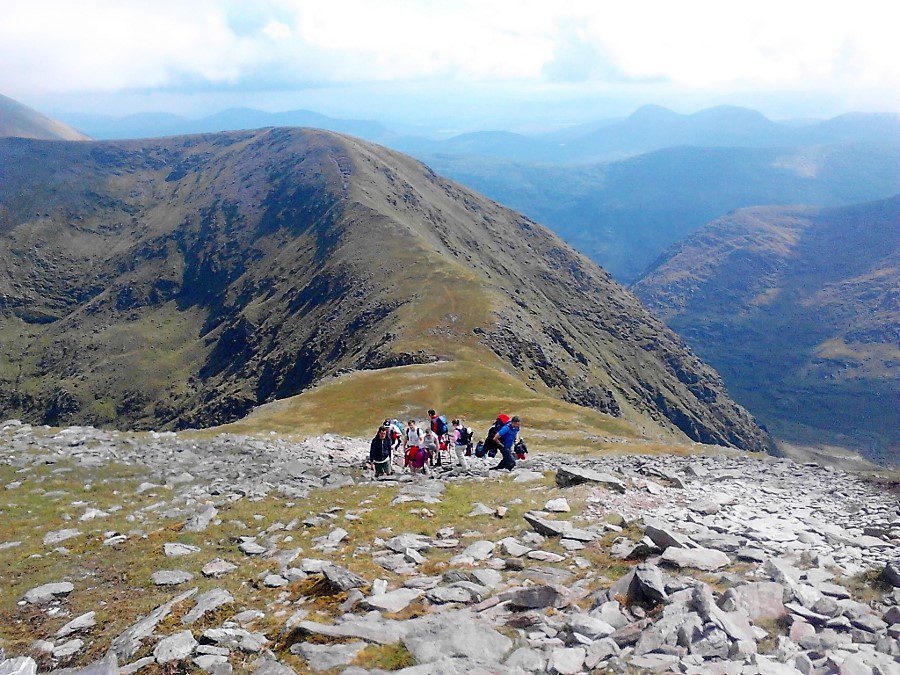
[1,128,770,451]
[0,93,90,141]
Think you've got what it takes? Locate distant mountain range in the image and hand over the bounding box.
[59,107,390,142]
[633,196,899,464]
[0,128,772,451]
[427,143,900,282]
[0,93,90,141]
[398,105,900,163]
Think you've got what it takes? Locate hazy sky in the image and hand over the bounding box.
[3,0,898,130]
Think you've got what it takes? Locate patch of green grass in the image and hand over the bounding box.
[353,643,414,671]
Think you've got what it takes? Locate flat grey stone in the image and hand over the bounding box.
[0,657,37,675]
[52,639,84,658]
[184,507,218,533]
[24,582,74,604]
[164,542,200,557]
[402,611,512,664]
[202,559,237,578]
[505,584,571,609]
[504,647,545,672]
[291,642,365,671]
[56,611,96,638]
[361,588,423,613]
[182,588,234,624]
[322,564,367,592]
[44,529,81,546]
[153,630,197,663]
[556,466,626,492]
[549,647,586,675]
[661,546,730,571]
[239,541,267,555]
[151,570,194,586]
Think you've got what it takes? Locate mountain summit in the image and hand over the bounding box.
[0,93,90,141]
[0,128,771,451]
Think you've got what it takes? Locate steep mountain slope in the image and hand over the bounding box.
[427,143,900,281]
[0,93,89,141]
[0,128,771,451]
[633,197,899,463]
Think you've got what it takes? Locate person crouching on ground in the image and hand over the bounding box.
[370,426,393,477]
[492,416,521,471]
[450,419,470,470]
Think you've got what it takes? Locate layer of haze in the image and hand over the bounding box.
[3,0,898,132]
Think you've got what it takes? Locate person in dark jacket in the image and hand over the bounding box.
[492,416,521,471]
[370,426,393,477]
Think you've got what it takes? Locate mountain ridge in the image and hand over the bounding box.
[0,127,772,452]
[632,196,899,464]
[0,93,90,141]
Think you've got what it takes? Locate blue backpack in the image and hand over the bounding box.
[432,415,449,436]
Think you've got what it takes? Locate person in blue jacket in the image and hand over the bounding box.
[491,416,521,471]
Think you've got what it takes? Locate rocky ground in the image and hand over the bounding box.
[0,419,897,674]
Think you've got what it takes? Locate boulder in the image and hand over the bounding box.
[153,630,197,663]
[164,542,200,557]
[660,546,730,571]
[43,529,81,546]
[56,611,97,638]
[881,560,900,587]
[24,582,74,604]
[727,582,786,622]
[184,507,218,533]
[643,518,695,550]
[544,498,570,513]
[182,588,233,624]
[0,657,37,675]
[506,584,571,609]
[151,570,194,586]
[202,559,237,578]
[549,647,586,675]
[322,564,367,592]
[555,465,626,492]
[360,588,423,613]
[402,611,512,664]
[291,642,365,671]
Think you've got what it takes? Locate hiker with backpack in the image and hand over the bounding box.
[369,426,394,477]
[427,409,449,466]
[492,415,521,471]
[477,414,510,459]
[450,419,471,470]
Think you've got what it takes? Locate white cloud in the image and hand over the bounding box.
[1,0,897,105]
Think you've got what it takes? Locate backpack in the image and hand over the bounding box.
[456,427,472,445]
[483,415,509,456]
[474,441,486,458]
[432,415,449,436]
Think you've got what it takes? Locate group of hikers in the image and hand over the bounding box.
[368,409,527,477]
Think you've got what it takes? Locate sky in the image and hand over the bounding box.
[2,0,898,131]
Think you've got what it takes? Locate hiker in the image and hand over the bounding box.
[403,419,422,468]
[384,418,403,466]
[492,415,521,471]
[421,428,439,468]
[408,429,436,475]
[450,419,470,470]
[481,414,510,458]
[514,437,528,460]
[427,409,449,466]
[369,426,393,477]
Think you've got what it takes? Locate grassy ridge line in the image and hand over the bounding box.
[214,360,681,454]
